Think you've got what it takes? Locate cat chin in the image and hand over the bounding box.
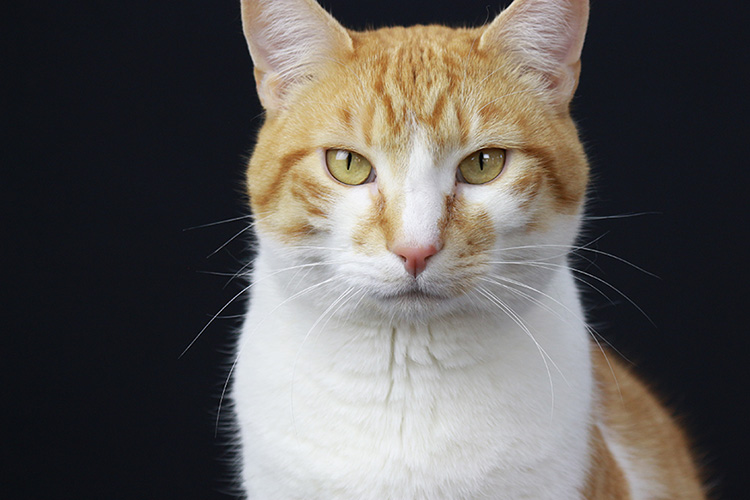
[334,288,483,325]
[378,289,446,301]
[375,290,454,318]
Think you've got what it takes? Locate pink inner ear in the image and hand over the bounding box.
[241,0,354,111]
[479,0,589,106]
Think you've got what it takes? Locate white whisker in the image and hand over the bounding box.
[207,224,255,258]
[496,259,655,326]
[480,274,623,400]
[281,245,348,253]
[489,260,615,307]
[183,262,342,359]
[580,212,661,221]
[290,285,357,440]
[182,214,254,231]
[215,275,344,435]
[181,281,253,359]
[495,239,659,279]
[476,285,563,416]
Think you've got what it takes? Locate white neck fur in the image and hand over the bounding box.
[234,245,594,499]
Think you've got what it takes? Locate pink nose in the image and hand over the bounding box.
[392,244,440,278]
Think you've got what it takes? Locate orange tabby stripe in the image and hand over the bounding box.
[249,24,589,242]
[252,148,310,214]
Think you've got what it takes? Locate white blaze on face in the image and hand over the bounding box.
[396,129,452,249]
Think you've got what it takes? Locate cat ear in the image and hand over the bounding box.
[240,0,353,111]
[479,0,589,109]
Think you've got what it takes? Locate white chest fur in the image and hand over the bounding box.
[233,252,594,499]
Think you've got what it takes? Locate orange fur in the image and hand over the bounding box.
[247,23,588,248]
[583,424,631,499]
[243,4,705,496]
[589,350,706,498]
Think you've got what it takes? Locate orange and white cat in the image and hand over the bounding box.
[232,0,705,498]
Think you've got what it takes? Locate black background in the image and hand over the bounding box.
[5,0,749,498]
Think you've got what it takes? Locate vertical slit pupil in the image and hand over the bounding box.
[346,152,352,171]
[479,151,485,171]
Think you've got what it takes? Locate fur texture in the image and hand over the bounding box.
[232,0,705,497]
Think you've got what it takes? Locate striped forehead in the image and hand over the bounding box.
[380,125,453,186]
[348,30,478,152]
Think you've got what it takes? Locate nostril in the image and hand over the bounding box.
[392,244,440,278]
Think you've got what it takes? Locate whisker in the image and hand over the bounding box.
[573,247,658,279]
[496,240,658,279]
[281,245,348,253]
[197,270,249,277]
[480,274,624,399]
[212,314,246,320]
[488,260,616,306]
[222,260,255,287]
[181,281,253,359]
[290,285,357,440]
[183,262,342,359]
[314,287,364,347]
[207,224,255,258]
[214,275,344,435]
[496,232,608,255]
[476,285,563,415]
[581,212,661,221]
[480,276,566,321]
[182,214,254,231]
[494,259,656,326]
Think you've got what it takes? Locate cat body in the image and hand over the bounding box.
[232,0,705,498]
[235,254,592,498]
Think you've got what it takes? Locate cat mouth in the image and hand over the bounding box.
[379,287,448,302]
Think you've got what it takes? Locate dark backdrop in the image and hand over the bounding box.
[5,0,749,498]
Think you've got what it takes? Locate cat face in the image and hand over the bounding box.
[244,1,589,323]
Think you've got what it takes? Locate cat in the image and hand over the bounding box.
[231,0,705,498]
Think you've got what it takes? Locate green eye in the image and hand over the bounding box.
[325,149,374,185]
[457,148,506,185]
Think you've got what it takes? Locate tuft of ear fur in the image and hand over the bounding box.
[240,0,353,112]
[480,0,589,110]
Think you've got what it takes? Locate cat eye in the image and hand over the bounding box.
[325,149,375,185]
[457,148,506,185]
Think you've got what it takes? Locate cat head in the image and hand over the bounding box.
[241,0,590,323]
